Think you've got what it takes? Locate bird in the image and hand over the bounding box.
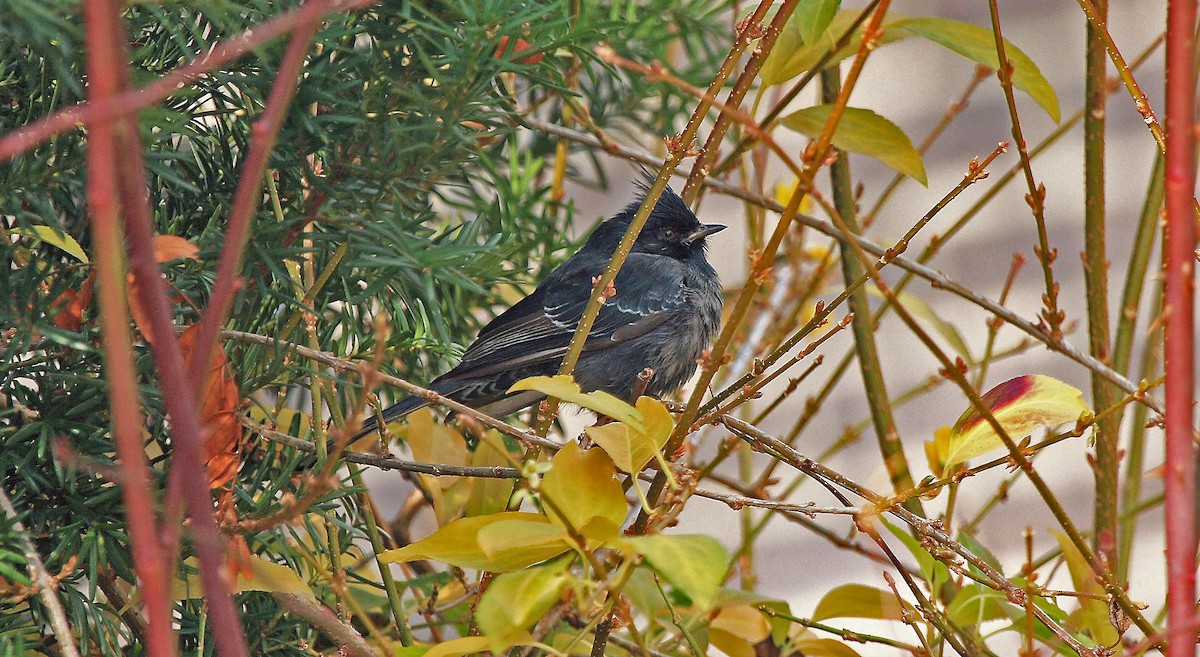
[354,179,725,439]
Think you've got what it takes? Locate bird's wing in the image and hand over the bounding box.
[444,253,687,379]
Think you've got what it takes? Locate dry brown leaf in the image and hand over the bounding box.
[179,324,242,489]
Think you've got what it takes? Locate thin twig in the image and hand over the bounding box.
[0,487,81,657]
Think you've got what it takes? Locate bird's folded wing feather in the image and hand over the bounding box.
[447,254,687,379]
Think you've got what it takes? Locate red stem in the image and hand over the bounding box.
[81,5,176,655]
[88,1,250,653]
[1164,0,1198,654]
[0,0,370,163]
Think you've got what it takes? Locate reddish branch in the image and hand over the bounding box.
[80,4,177,655]
[82,0,307,653]
[1163,0,1197,654]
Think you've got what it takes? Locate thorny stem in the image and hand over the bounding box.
[643,0,897,532]
[679,0,803,204]
[987,0,1064,341]
[521,114,1161,412]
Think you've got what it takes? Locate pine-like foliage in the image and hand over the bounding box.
[1,0,727,652]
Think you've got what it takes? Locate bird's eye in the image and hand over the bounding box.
[662,228,677,240]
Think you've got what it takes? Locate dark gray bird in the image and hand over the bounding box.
[355,182,724,439]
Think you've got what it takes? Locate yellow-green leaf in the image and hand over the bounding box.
[541,441,626,541]
[897,17,1059,123]
[465,431,518,517]
[781,106,926,185]
[945,375,1089,470]
[617,535,728,609]
[406,409,470,525]
[476,518,570,558]
[423,636,493,657]
[11,225,88,263]
[476,562,570,639]
[586,397,674,474]
[792,637,865,657]
[1051,530,1118,645]
[760,13,1058,123]
[947,583,1009,626]
[760,11,907,86]
[509,375,641,425]
[380,512,570,572]
[172,556,314,600]
[811,583,914,621]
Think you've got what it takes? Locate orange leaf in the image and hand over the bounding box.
[52,273,94,330]
[128,236,199,343]
[153,235,199,263]
[179,325,242,488]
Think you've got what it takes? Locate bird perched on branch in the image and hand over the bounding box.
[354,180,725,439]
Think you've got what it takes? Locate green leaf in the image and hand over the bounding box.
[11,225,89,263]
[945,375,1090,470]
[476,562,570,639]
[509,375,641,425]
[882,519,949,589]
[947,583,1009,626]
[781,106,926,185]
[811,583,914,621]
[896,17,1059,123]
[794,0,841,45]
[380,512,570,572]
[541,441,626,541]
[1051,530,1117,645]
[617,535,728,609]
[586,397,674,473]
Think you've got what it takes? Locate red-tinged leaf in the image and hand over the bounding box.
[494,35,543,64]
[945,375,1089,471]
[128,235,199,343]
[179,324,242,488]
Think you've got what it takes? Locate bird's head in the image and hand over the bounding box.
[589,180,725,262]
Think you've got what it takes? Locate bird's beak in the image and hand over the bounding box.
[684,223,726,244]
